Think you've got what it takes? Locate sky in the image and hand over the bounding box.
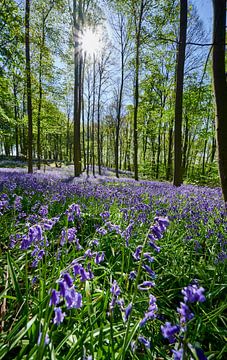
[194,0,213,40]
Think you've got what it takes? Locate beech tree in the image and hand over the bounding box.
[212,0,227,205]
[173,0,187,186]
[25,0,33,173]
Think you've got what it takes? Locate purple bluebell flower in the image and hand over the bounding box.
[95,251,105,264]
[138,281,155,290]
[80,267,90,282]
[43,220,54,230]
[49,289,60,306]
[65,288,82,309]
[31,259,38,268]
[142,264,156,278]
[37,249,45,259]
[111,280,121,296]
[143,253,154,263]
[14,196,22,211]
[84,249,93,259]
[138,336,150,348]
[91,239,99,247]
[100,211,110,220]
[117,298,125,311]
[96,227,107,236]
[140,294,157,326]
[129,271,137,280]
[177,302,194,325]
[151,225,162,239]
[63,273,74,288]
[73,263,83,276]
[161,322,180,344]
[133,245,142,261]
[68,227,77,242]
[59,280,67,297]
[87,263,94,280]
[123,303,132,322]
[39,205,48,217]
[172,348,183,360]
[53,307,66,325]
[181,284,206,303]
[60,229,66,246]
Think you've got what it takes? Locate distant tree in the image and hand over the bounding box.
[173,0,187,186]
[212,0,227,205]
[25,0,33,173]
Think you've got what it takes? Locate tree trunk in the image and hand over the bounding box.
[133,1,144,181]
[173,0,187,186]
[212,0,227,205]
[91,54,96,177]
[25,0,33,173]
[13,78,19,158]
[73,0,81,177]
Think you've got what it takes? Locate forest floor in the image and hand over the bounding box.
[0,165,226,359]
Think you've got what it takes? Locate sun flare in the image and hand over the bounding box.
[81,28,103,56]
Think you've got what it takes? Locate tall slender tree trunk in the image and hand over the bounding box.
[173,0,187,186]
[92,54,96,177]
[212,0,227,205]
[97,67,102,175]
[73,0,81,177]
[13,78,19,158]
[86,77,91,177]
[37,14,45,170]
[25,0,33,173]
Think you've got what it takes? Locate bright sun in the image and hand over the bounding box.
[81,28,103,56]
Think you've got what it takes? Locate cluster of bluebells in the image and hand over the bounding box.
[65,203,81,222]
[49,245,105,326]
[161,283,206,359]
[0,193,9,214]
[129,217,170,350]
[60,227,82,250]
[49,272,82,325]
[109,280,132,323]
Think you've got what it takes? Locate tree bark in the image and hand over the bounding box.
[133,0,145,181]
[73,0,81,177]
[25,0,33,173]
[212,0,227,205]
[173,0,187,186]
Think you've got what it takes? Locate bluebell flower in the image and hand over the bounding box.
[123,303,132,322]
[65,288,82,309]
[129,271,137,280]
[138,336,150,348]
[142,264,156,278]
[133,245,142,261]
[59,280,67,297]
[73,263,83,276]
[177,302,194,325]
[181,284,205,303]
[53,307,66,325]
[49,289,60,306]
[60,229,66,246]
[172,348,183,360]
[63,273,74,288]
[143,253,154,263]
[111,280,121,296]
[138,281,155,290]
[95,251,105,264]
[100,211,110,220]
[161,322,180,344]
[80,267,91,282]
[68,228,77,242]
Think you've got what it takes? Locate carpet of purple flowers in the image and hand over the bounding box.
[0,169,226,359]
